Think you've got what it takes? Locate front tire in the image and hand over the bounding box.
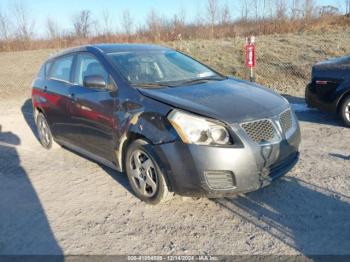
[125,139,173,204]
[340,96,350,127]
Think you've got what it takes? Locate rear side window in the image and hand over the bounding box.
[48,55,74,82]
[37,63,46,79]
[36,61,53,79]
[45,62,52,77]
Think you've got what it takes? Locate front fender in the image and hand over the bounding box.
[114,97,178,172]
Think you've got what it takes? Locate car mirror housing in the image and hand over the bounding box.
[83,75,107,89]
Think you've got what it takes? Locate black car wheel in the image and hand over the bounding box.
[36,112,55,149]
[340,96,350,127]
[125,139,173,204]
[305,86,314,108]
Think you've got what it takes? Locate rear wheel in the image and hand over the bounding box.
[305,86,314,108]
[125,139,173,204]
[340,96,350,127]
[36,112,56,149]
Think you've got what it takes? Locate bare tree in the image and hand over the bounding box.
[101,9,113,35]
[146,9,162,41]
[172,8,186,37]
[0,10,11,40]
[291,0,302,20]
[240,0,250,21]
[72,10,92,38]
[220,3,231,25]
[121,10,134,36]
[12,1,35,40]
[46,18,60,39]
[173,7,186,27]
[275,0,287,19]
[195,4,204,26]
[251,0,260,21]
[319,5,339,16]
[304,0,316,20]
[346,0,350,14]
[265,0,275,19]
[262,0,267,20]
[207,0,219,37]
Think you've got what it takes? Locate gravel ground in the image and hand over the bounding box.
[0,96,349,256]
[0,32,350,255]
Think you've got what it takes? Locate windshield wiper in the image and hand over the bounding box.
[178,76,226,85]
[133,76,226,88]
[133,82,170,88]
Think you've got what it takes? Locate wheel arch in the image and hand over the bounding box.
[120,132,151,172]
[33,106,44,122]
[336,90,350,114]
[119,131,174,192]
[115,110,177,171]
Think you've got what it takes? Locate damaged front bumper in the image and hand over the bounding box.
[154,122,301,198]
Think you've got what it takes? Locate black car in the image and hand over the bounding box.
[305,55,350,127]
[32,44,300,204]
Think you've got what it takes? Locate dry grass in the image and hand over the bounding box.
[0,49,57,100]
[169,27,350,96]
[1,28,350,100]
[0,15,348,52]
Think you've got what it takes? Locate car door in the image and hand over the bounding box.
[44,54,75,142]
[68,52,116,163]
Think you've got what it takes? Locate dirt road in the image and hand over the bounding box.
[0,96,349,256]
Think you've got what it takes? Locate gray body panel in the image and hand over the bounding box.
[139,78,289,123]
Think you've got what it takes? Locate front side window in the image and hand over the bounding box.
[107,50,223,87]
[48,55,74,82]
[74,53,109,87]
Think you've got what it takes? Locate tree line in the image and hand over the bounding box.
[0,0,348,51]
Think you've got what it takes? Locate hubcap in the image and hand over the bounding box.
[129,150,158,198]
[37,116,51,147]
[345,102,350,122]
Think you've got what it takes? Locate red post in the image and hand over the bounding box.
[245,36,256,82]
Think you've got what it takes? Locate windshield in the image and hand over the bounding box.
[107,50,224,87]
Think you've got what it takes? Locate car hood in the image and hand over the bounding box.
[138,78,289,123]
[315,55,350,68]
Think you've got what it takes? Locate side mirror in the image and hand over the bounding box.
[83,75,106,89]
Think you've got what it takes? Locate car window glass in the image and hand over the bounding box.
[45,62,52,78]
[37,63,46,79]
[108,51,217,85]
[48,56,74,82]
[74,54,109,87]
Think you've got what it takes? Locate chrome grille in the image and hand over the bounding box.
[241,119,278,144]
[280,110,293,134]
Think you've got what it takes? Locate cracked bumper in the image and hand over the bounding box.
[154,124,301,197]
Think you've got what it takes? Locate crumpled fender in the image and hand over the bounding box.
[114,97,178,172]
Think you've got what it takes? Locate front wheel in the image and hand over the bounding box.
[340,96,350,128]
[125,139,173,204]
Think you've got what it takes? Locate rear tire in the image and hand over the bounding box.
[36,112,58,149]
[340,96,350,127]
[125,139,173,205]
[305,86,314,108]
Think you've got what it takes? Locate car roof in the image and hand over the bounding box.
[48,43,171,60]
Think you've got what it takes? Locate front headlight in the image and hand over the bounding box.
[167,110,231,145]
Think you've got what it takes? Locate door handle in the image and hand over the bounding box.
[69,93,77,102]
